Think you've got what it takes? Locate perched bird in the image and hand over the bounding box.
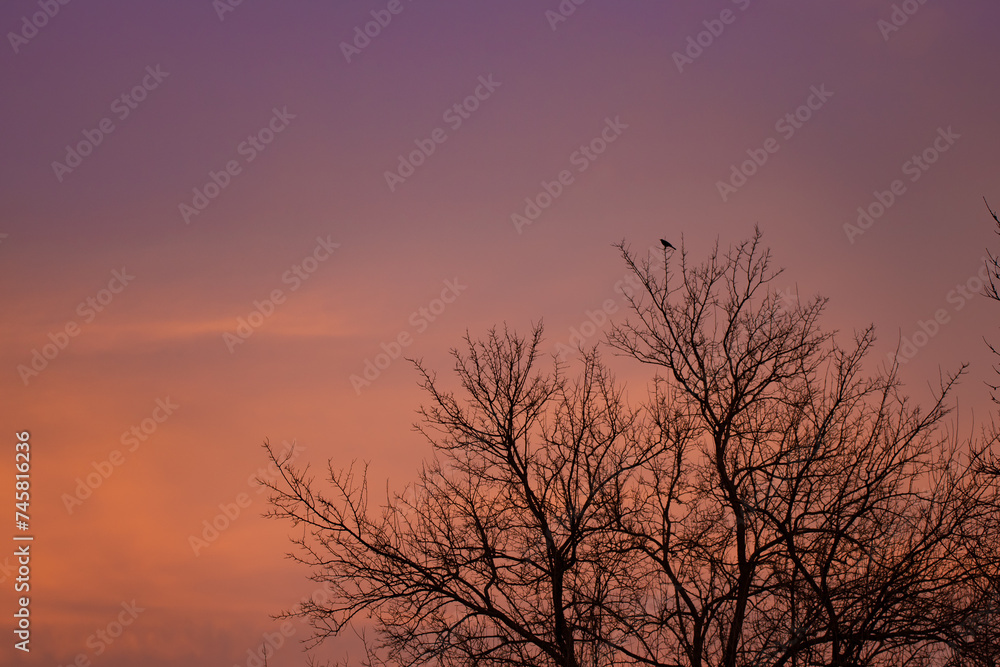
[660,239,675,250]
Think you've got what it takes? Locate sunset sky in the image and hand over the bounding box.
[2,1,1000,665]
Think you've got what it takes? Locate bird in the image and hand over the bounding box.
[660,239,675,250]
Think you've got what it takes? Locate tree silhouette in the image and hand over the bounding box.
[264,326,666,667]
[264,231,999,667]
[978,197,1000,477]
[982,198,1000,403]
[603,230,998,667]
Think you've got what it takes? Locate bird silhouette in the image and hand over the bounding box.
[660,239,675,250]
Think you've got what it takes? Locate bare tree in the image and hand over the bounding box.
[981,197,1000,406]
[264,231,999,667]
[975,196,1000,480]
[603,229,999,667]
[263,325,665,667]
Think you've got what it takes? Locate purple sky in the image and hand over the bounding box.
[2,1,999,665]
